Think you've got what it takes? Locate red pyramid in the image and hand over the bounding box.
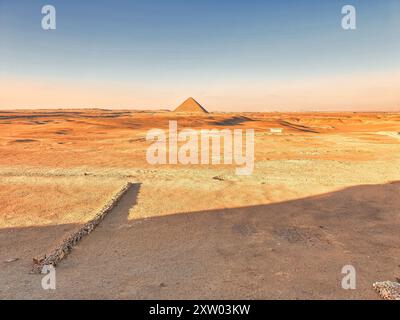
[174,97,208,113]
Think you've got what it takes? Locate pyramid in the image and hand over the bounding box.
[174,97,208,113]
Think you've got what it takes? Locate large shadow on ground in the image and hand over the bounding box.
[1,181,399,299]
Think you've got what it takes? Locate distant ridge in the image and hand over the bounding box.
[174,97,208,113]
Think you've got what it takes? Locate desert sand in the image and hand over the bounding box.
[0,109,400,299]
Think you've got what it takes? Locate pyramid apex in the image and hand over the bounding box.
[174,97,208,114]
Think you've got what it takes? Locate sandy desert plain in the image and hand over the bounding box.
[0,108,400,299]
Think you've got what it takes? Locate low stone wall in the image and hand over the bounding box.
[31,182,133,273]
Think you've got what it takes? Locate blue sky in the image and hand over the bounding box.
[1,0,399,110]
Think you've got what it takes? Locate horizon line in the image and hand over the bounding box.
[1,107,399,114]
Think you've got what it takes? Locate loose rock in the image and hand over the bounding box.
[373,281,400,300]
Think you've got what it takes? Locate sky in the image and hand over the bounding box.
[0,0,399,111]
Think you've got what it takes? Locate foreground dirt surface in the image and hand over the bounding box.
[1,110,400,299]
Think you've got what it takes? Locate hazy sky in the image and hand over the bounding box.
[1,0,399,111]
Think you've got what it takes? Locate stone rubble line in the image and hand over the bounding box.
[373,281,400,300]
[31,182,133,274]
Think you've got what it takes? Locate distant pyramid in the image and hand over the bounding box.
[174,97,208,113]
